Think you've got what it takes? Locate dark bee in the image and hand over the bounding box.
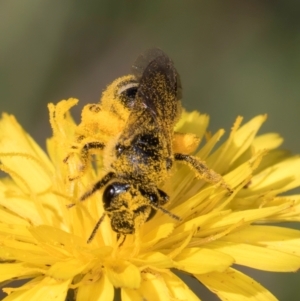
[68,48,232,243]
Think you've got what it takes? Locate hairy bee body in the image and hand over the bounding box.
[67,49,231,242]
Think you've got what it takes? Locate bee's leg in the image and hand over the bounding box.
[78,141,105,178]
[139,188,180,221]
[116,234,126,247]
[174,153,233,194]
[81,141,105,158]
[80,171,116,201]
[66,141,105,181]
[87,213,106,243]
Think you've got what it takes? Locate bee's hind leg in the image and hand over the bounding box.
[174,153,233,194]
[64,141,105,181]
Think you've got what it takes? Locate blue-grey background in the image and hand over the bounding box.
[0,1,299,300]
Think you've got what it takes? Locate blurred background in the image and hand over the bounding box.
[0,1,300,300]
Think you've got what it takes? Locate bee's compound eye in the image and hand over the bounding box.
[105,184,115,197]
[103,183,130,210]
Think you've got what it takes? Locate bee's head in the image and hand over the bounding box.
[103,182,157,234]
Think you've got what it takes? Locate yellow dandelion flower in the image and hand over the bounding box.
[1,97,300,301]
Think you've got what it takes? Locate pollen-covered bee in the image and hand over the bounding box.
[67,48,232,243]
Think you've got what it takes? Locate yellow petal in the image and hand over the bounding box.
[77,274,114,301]
[247,156,300,194]
[105,260,141,289]
[253,133,283,150]
[132,252,174,269]
[207,240,300,272]
[137,272,170,301]
[29,225,85,248]
[0,244,54,266]
[196,267,278,301]
[0,114,53,193]
[265,194,300,221]
[253,149,291,176]
[207,115,267,171]
[197,129,225,160]
[47,258,89,279]
[0,188,43,225]
[224,153,262,189]
[0,221,34,243]
[0,263,40,282]
[48,99,78,139]
[123,271,202,301]
[224,225,300,256]
[172,210,231,236]
[3,277,70,301]
[141,222,175,248]
[122,288,143,301]
[175,110,209,140]
[198,203,292,237]
[174,247,234,274]
[0,204,31,225]
[47,99,78,173]
[163,272,201,301]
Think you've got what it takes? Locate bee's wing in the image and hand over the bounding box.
[132,48,166,79]
[132,48,182,101]
[135,49,182,128]
[120,50,182,156]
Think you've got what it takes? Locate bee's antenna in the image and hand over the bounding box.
[152,204,181,221]
[87,213,106,243]
[67,172,116,212]
[81,172,116,202]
